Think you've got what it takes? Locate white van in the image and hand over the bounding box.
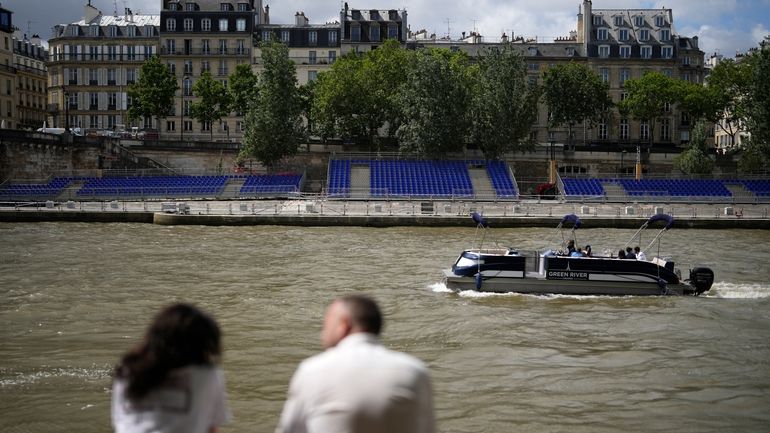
[36,127,84,136]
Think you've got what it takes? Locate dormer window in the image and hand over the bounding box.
[185,2,196,11]
[220,3,232,11]
[90,25,99,37]
[528,47,537,56]
[565,47,575,56]
[166,18,176,32]
[68,25,79,36]
[597,28,608,40]
[634,15,644,27]
[127,25,136,37]
[614,16,624,26]
[639,29,649,41]
[237,3,249,11]
[618,29,629,41]
[592,15,602,26]
[660,29,670,42]
[655,15,666,27]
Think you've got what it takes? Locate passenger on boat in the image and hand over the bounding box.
[584,245,592,257]
[624,247,637,260]
[570,247,584,257]
[566,240,576,255]
[617,249,626,259]
[635,246,647,261]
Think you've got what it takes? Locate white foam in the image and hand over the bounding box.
[429,282,452,293]
[705,282,770,299]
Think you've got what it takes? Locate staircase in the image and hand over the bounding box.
[723,182,755,204]
[56,180,85,201]
[469,168,495,200]
[220,178,246,199]
[602,181,628,202]
[350,164,370,199]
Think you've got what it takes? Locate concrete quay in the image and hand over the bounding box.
[1,199,768,229]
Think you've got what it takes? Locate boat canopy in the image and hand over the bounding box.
[472,212,489,228]
[560,213,581,229]
[646,213,674,230]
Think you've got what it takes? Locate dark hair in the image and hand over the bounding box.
[339,295,382,336]
[115,303,221,401]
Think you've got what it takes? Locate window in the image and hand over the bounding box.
[351,26,360,42]
[184,120,192,131]
[219,39,227,54]
[126,46,136,61]
[127,25,136,37]
[662,69,672,78]
[238,3,248,11]
[220,3,231,11]
[309,51,317,64]
[127,68,136,84]
[370,25,380,42]
[565,47,575,56]
[620,118,629,140]
[107,45,117,60]
[308,70,318,81]
[108,115,116,129]
[184,60,193,75]
[683,72,690,82]
[634,16,644,27]
[236,120,243,132]
[184,100,191,116]
[185,2,195,11]
[201,60,210,73]
[236,39,245,55]
[89,93,98,109]
[598,45,610,58]
[592,15,602,26]
[388,24,398,39]
[281,30,290,43]
[108,93,117,110]
[328,30,337,45]
[660,29,670,42]
[262,30,271,41]
[655,16,666,27]
[184,18,193,32]
[167,120,176,131]
[89,68,98,85]
[68,68,79,85]
[166,39,176,54]
[640,45,652,59]
[219,19,228,32]
[328,51,337,63]
[107,68,116,85]
[660,118,670,140]
[68,92,78,109]
[614,16,624,26]
[640,121,649,141]
[145,25,154,37]
[202,19,211,32]
[236,18,246,32]
[218,60,227,76]
[599,67,609,82]
[202,39,210,55]
[167,62,176,75]
[639,29,649,41]
[202,121,211,132]
[682,56,690,65]
[309,31,317,46]
[183,78,192,96]
[598,120,608,139]
[597,28,608,40]
[620,68,630,86]
[528,47,537,56]
[619,45,631,58]
[109,25,118,37]
[661,46,673,59]
[89,115,99,128]
[618,29,629,41]
[680,130,690,143]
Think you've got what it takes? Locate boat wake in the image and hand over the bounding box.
[705,282,770,299]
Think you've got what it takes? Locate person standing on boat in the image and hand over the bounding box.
[635,246,647,261]
[276,295,436,433]
[112,303,231,433]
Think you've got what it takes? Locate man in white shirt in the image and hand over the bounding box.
[276,295,436,433]
[635,246,647,261]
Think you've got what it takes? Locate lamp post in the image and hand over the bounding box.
[180,81,184,141]
[620,149,626,177]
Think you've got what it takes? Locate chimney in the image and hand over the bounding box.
[295,11,308,27]
[31,34,41,46]
[84,0,101,24]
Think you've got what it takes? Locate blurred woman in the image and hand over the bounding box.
[112,303,231,433]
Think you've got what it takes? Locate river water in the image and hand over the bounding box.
[1,222,769,433]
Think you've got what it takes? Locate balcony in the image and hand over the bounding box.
[160,47,250,56]
[49,53,152,63]
[253,56,336,65]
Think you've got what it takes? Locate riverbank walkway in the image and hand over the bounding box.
[1,198,768,229]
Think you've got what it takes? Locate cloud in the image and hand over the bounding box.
[683,24,758,57]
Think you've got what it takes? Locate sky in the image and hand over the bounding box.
[5,0,769,58]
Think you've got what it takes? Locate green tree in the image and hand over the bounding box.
[674,119,713,174]
[396,49,473,158]
[190,71,231,140]
[542,62,611,148]
[618,71,679,147]
[470,45,540,159]
[127,56,178,129]
[228,63,258,115]
[701,58,753,150]
[241,40,305,169]
[745,47,770,155]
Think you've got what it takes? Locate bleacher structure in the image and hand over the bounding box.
[560,177,770,202]
[326,159,519,200]
[0,173,305,201]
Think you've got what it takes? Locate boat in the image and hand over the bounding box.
[442,212,714,296]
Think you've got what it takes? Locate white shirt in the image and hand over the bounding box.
[112,365,231,433]
[637,251,647,261]
[276,333,436,433]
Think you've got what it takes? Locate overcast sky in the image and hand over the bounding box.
[5,0,769,57]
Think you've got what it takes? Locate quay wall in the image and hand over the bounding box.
[1,210,767,229]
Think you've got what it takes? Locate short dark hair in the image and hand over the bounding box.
[339,295,382,335]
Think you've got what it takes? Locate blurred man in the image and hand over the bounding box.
[276,295,436,433]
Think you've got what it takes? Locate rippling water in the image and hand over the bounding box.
[1,223,769,433]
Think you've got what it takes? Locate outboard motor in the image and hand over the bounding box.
[688,267,715,295]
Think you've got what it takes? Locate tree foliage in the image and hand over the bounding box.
[674,119,713,174]
[190,71,231,140]
[470,45,540,159]
[745,48,770,154]
[228,63,258,115]
[127,56,178,128]
[542,62,611,146]
[618,71,679,146]
[396,49,473,158]
[241,40,305,169]
[702,58,753,149]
